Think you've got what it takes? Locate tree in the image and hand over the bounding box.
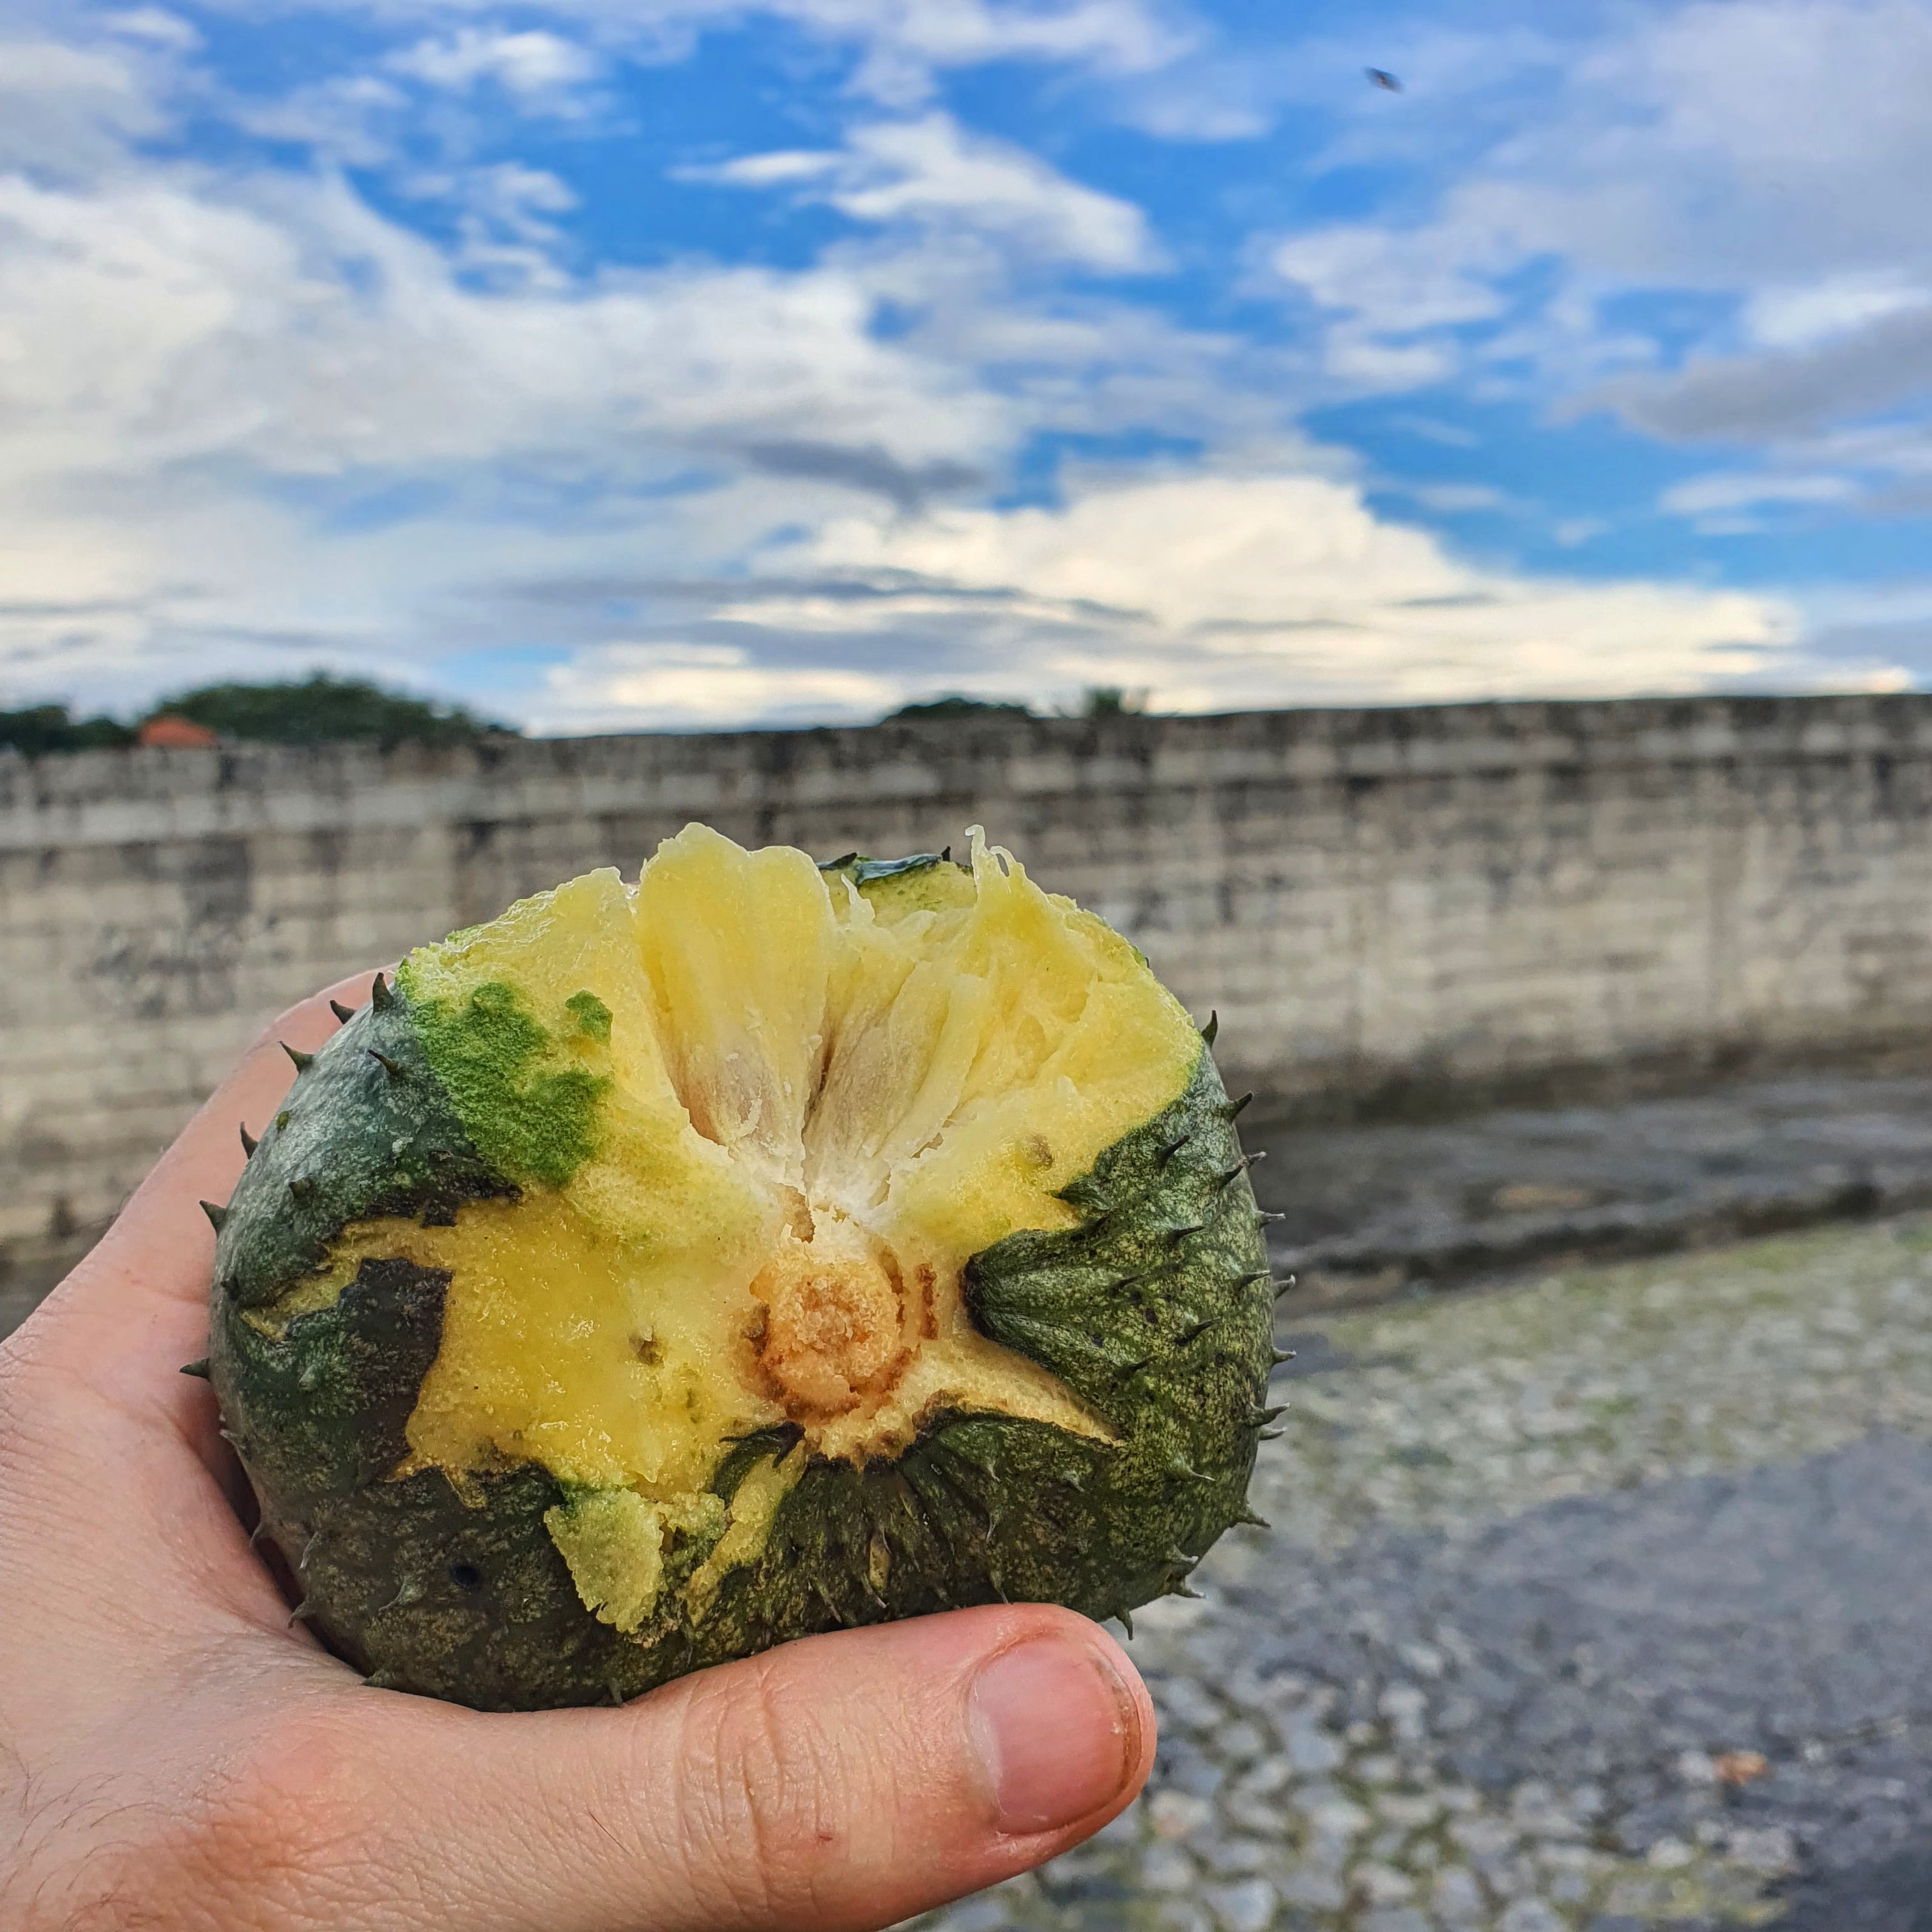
[151,674,512,749]
[0,706,135,755]
[1081,686,1149,718]
[883,694,1034,722]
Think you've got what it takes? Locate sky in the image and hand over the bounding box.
[5,0,1932,732]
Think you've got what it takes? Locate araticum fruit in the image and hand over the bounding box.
[203,825,1282,1710]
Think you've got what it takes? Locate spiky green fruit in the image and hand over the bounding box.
[206,826,1275,1711]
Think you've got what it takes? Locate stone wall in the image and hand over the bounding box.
[8,692,1932,1312]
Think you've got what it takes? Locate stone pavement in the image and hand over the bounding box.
[907,1215,1932,1932]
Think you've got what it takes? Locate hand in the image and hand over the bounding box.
[0,974,1154,1931]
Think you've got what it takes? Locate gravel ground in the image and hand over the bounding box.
[906,1215,1932,1932]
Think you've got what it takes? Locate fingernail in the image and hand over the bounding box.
[967,1637,1140,1834]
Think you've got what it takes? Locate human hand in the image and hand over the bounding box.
[0,974,1154,1931]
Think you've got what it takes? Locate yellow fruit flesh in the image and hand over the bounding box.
[267,826,1202,1630]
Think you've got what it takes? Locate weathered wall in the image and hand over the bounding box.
[8,692,1932,1311]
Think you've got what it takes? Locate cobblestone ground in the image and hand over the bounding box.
[905,1215,1932,1932]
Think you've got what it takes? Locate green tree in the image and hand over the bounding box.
[0,705,135,755]
[152,674,512,749]
[883,694,1034,721]
[1080,686,1149,719]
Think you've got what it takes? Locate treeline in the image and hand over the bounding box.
[4,677,1152,756]
[0,675,512,756]
[884,687,1147,721]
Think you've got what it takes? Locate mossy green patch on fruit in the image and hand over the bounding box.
[396,976,611,1190]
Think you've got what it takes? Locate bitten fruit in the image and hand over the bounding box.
[204,826,1279,1710]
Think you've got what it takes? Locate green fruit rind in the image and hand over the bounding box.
[816,851,951,886]
[218,988,512,1311]
[817,849,976,916]
[208,949,1274,1712]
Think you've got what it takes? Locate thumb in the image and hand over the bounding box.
[359,1604,1154,1932]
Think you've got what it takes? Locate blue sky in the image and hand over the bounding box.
[6,0,1932,730]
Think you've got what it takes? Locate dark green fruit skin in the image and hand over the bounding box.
[218,979,512,1313]
[206,892,1277,1712]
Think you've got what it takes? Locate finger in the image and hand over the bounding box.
[347,1605,1155,1932]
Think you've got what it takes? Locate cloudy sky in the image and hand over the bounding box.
[5,0,1931,730]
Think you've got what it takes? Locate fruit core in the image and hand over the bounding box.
[751,1218,924,1420]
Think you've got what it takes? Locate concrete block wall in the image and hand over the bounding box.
[8,692,1932,1294]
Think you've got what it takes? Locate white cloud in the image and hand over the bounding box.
[1660,472,1861,517]
[399,162,581,285]
[1252,208,1534,397]
[1402,482,1511,514]
[1114,19,1568,148]
[687,113,1158,270]
[1447,0,1932,289]
[230,28,602,166]
[706,468,1850,712]
[0,167,1026,487]
[100,9,199,49]
[1388,414,1481,450]
[226,74,413,167]
[0,31,167,174]
[1552,518,1608,548]
[388,28,601,98]
[1744,274,1932,353]
[540,643,896,728]
[831,0,1187,105]
[1262,220,1509,330]
[693,150,836,188]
